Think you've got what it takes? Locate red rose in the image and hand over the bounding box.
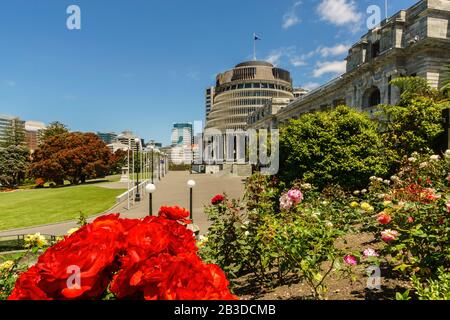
[111,253,237,300]
[8,267,51,300]
[377,213,392,225]
[9,212,235,301]
[211,195,225,205]
[158,206,190,222]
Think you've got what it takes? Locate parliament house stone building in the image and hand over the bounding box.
[248,0,450,130]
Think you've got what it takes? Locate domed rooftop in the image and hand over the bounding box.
[235,60,274,68]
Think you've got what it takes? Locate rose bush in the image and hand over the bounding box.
[7,206,236,300]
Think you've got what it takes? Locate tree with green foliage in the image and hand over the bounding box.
[441,62,450,99]
[377,77,448,160]
[279,105,394,190]
[0,145,29,188]
[39,121,69,144]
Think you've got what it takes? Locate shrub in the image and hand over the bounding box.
[412,268,450,300]
[279,105,393,191]
[35,178,45,188]
[369,152,450,278]
[377,77,448,162]
[200,196,250,279]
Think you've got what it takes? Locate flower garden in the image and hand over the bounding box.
[0,77,449,300]
[198,151,449,300]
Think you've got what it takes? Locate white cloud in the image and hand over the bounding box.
[303,82,321,90]
[290,56,307,67]
[265,49,285,66]
[316,0,362,26]
[313,60,346,77]
[318,44,350,57]
[282,1,302,29]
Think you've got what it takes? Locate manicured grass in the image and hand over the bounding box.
[0,185,126,231]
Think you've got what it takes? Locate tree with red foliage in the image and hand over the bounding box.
[29,132,112,185]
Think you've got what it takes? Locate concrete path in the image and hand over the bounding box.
[0,171,246,237]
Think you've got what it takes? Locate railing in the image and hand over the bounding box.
[116,179,149,204]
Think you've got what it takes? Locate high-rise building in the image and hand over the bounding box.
[170,123,193,164]
[116,131,142,152]
[205,86,215,120]
[171,123,193,147]
[96,132,118,145]
[0,114,25,146]
[25,121,46,151]
[205,61,294,131]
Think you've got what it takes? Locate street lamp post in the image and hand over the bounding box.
[145,183,156,216]
[187,180,196,222]
[157,151,161,181]
[150,146,154,184]
[134,138,141,202]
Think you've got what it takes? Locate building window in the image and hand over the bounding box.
[371,41,380,59]
[363,86,381,109]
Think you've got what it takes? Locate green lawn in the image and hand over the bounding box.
[0,185,126,231]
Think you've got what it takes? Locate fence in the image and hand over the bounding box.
[115,179,149,204]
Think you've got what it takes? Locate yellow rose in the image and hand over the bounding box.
[361,202,374,212]
[350,202,359,208]
[0,260,14,272]
[67,227,79,235]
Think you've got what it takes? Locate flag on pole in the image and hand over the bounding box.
[253,33,261,60]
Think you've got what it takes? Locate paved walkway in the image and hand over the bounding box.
[0,171,246,237]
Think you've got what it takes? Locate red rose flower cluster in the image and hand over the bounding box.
[8,207,237,300]
[211,194,225,205]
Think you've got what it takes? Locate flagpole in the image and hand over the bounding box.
[385,0,388,19]
[253,33,256,61]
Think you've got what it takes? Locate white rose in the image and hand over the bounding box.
[430,155,440,161]
[419,162,428,169]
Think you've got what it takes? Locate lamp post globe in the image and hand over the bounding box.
[145,183,156,194]
[187,180,196,188]
[145,183,156,216]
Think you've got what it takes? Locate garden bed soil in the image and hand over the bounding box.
[234,232,412,300]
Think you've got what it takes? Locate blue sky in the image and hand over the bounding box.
[0,0,417,145]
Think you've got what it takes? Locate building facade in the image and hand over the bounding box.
[206,61,295,131]
[116,131,142,152]
[25,121,46,152]
[170,123,193,164]
[205,86,215,121]
[0,114,25,146]
[97,132,118,145]
[248,0,450,129]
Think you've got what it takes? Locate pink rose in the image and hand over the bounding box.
[280,194,293,211]
[381,229,399,243]
[363,248,379,257]
[344,255,358,266]
[287,189,304,204]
